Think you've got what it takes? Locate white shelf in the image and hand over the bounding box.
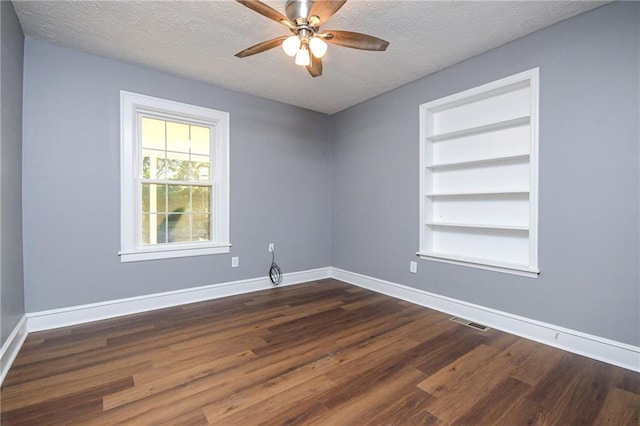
[425,189,529,197]
[416,251,540,278]
[425,221,529,231]
[426,153,529,169]
[427,116,530,142]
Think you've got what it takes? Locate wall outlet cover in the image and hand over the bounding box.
[268,243,274,252]
[232,256,239,267]
[410,261,417,273]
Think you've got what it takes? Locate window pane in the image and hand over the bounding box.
[192,214,210,241]
[141,183,167,213]
[166,151,190,181]
[167,185,190,214]
[192,186,210,213]
[190,125,210,155]
[155,213,169,244]
[167,121,190,153]
[142,213,150,245]
[191,155,210,182]
[141,117,165,151]
[167,213,190,243]
[142,213,164,245]
[142,149,165,179]
[157,184,167,212]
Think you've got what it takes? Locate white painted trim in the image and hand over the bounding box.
[0,315,28,385]
[330,268,640,373]
[119,243,231,262]
[14,266,638,379]
[417,251,539,278]
[27,267,331,332]
[120,91,230,262]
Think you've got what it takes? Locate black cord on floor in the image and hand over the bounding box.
[269,250,282,286]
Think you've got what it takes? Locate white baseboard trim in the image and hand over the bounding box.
[330,267,640,373]
[1,315,29,385]
[27,267,331,333]
[13,266,639,378]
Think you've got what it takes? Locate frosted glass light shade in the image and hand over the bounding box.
[309,37,328,58]
[282,36,301,57]
[295,46,310,66]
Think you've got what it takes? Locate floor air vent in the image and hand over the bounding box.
[450,317,491,332]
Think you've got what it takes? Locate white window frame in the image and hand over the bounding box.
[418,68,539,277]
[120,91,230,262]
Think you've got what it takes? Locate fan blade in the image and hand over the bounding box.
[236,0,295,28]
[308,0,347,25]
[306,55,323,77]
[322,30,389,51]
[235,36,288,58]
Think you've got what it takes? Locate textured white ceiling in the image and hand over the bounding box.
[13,0,607,114]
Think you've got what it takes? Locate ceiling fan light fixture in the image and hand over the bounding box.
[309,36,327,58]
[282,35,301,56]
[234,0,389,77]
[294,44,311,66]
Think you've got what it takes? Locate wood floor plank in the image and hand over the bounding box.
[418,346,511,423]
[3,343,171,388]
[87,335,339,423]
[108,352,333,424]
[323,332,423,387]
[509,338,566,386]
[11,337,107,367]
[1,361,150,412]
[525,352,594,408]
[543,359,613,425]
[452,376,531,425]
[1,377,134,426]
[200,355,335,421]
[1,280,638,425]
[412,326,487,375]
[593,387,640,425]
[139,349,256,384]
[419,339,545,423]
[315,366,426,425]
[206,374,337,424]
[370,387,442,425]
[103,350,257,409]
[492,397,550,425]
[614,366,640,394]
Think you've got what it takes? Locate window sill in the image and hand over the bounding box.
[120,243,231,262]
[417,252,540,278]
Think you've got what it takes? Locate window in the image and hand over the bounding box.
[418,69,539,277]
[120,91,230,262]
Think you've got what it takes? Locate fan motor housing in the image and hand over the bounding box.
[285,0,315,22]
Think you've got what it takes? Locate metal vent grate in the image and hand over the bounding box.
[450,317,491,332]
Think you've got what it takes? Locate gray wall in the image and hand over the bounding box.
[22,39,332,312]
[332,2,640,346]
[1,1,25,346]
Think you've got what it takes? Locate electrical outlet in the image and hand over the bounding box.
[268,243,274,252]
[232,256,239,267]
[410,261,417,273]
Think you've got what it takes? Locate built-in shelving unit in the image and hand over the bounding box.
[418,69,540,277]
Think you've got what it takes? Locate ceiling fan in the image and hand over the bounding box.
[235,0,389,77]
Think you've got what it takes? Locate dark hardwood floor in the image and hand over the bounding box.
[2,279,639,425]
